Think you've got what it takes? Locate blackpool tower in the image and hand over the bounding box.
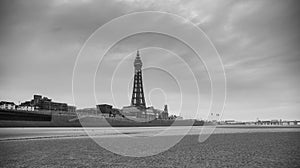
[131,50,146,108]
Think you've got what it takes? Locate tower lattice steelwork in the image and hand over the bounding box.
[131,50,146,108]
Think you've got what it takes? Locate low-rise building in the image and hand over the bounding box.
[76,108,98,116]
[0,101,15,110]
[159,105,169,120]
[96,104,123,118]
[67,106,76,113]
[121,105,142,117]
[19,95,72,112]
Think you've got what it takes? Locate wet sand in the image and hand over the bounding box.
[1,126,299,141]
[0,127,299,168]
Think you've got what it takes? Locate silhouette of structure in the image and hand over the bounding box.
[131,50,146,108]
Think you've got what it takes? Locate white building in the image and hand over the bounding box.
[121,106,161,121]
[0,101,15,110]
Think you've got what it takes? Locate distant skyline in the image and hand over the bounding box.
[0,0,299,121]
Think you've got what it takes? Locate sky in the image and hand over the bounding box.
[0,0,299,121]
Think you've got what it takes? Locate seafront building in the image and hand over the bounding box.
[217,119,300,126]
[0,95,76,113]
[0,101,16,110]
[0,94,76,114]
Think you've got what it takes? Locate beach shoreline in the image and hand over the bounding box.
[0,131,299,168]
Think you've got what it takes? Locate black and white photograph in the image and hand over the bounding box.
[0,0,299,167]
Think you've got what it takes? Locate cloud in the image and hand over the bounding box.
[0,0,299,120]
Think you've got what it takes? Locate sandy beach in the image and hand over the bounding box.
[0,126,300,168]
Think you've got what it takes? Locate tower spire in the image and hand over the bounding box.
[131,50,146,108]
[134,50,142,71]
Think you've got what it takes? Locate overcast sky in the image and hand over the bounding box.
[0,0,299,121]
